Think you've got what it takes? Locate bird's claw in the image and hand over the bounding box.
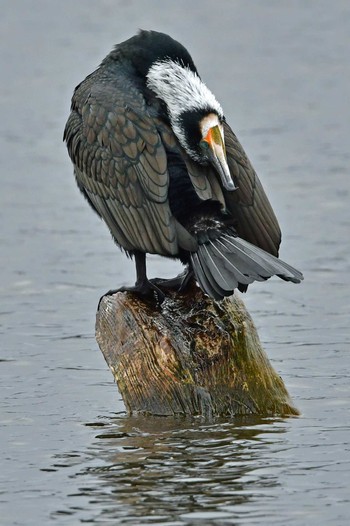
[97,280,165,310]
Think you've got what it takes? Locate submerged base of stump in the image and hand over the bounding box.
[96,284,299,418]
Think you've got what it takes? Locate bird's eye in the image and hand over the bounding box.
[200,140,209,151]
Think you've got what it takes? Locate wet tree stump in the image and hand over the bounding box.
[96,284,299,418]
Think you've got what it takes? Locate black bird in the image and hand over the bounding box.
[64,30,303,302]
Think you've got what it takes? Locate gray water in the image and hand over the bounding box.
[1,1,349,524]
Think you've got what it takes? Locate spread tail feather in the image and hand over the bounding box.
[190,233,303,300]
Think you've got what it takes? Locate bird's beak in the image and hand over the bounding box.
[202,125,236,191]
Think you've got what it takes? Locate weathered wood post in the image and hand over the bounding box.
[96,283,299,418]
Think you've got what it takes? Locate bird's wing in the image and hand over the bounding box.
[223,121,281,256]
[64,76,184,256]
[151,115,217,204]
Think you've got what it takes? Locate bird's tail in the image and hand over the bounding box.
[190,230,303,300]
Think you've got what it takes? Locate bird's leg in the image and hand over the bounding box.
[99,251,165,308]
[150,266,194,292]
[131,251,164,297]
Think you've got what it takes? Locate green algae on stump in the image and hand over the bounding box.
[96,285,299,417]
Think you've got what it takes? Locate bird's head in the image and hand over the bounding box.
[146,58,236,192]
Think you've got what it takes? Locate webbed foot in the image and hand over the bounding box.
[98,279,165,310]
[150,269,194,292]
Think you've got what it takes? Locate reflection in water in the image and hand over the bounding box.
[52,415,290,524]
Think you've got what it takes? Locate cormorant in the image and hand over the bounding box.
[64,30,303,302]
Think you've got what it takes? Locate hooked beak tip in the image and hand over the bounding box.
[211,151,237,192]
[224,179,236,191]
